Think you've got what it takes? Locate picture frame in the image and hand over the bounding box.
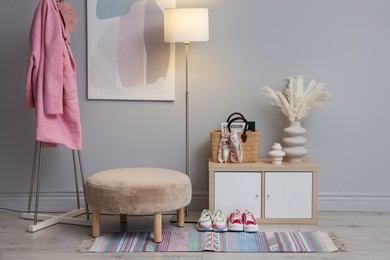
[86,0,176,101]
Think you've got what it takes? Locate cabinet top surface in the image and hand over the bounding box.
[209,157,317,171]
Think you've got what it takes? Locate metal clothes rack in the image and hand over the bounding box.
[21,141,91,232]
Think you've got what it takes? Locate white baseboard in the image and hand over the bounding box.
[1,191,390,212]
[318,192,390,212]
[0,192,87,212]
[189,191,208,211]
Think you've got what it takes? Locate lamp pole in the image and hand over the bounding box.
[184,42,190,218]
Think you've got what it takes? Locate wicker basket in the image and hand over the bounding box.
[210,130,260,163]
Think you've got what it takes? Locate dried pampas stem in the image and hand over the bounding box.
[261,76,332,122]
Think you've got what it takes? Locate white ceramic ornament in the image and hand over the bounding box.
[268,143,286,165]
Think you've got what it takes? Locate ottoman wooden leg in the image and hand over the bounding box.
[177,208,184,227]
[92,209,100,238]
[120,213,127,223]
[153,213,162,243]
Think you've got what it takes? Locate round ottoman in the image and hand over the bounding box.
[86,168,192,243]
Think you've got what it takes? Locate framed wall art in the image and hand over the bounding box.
[87,0,176,101]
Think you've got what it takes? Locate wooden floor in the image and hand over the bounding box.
[1,210,390,260]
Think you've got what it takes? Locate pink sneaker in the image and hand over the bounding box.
[196,209,213,231]
[243,210,258,232]
[228,210,243,231]
[213,210,228,232]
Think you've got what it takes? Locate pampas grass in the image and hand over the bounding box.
[261,76,332,122]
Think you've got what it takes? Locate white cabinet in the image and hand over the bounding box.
[209,158,318,224]
[214,172,261,218]
[264,172,312,219]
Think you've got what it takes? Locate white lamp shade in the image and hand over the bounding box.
[164,8,209,43]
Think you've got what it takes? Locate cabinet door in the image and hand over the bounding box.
[265,172,312,219]
[214,172,261,218]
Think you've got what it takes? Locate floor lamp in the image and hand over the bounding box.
[164,8,209,219]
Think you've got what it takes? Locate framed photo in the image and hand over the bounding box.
[87,0,176,101]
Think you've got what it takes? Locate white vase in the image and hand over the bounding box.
[283,121,308,163]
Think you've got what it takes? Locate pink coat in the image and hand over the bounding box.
[26,0,82,150]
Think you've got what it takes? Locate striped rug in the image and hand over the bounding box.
[88,231,340,253]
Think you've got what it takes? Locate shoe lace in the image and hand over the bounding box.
[199,210,212,222]
[213,210,227,224]
[230,210,242,221]
[244,211,255,223]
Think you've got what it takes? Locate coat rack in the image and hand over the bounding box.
[21,141,91,232]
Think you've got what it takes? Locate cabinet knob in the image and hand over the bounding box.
[266,194,270,199]
[255,194,260,198]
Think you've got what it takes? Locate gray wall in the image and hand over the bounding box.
[1,0,389,212]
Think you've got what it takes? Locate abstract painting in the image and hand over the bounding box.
[87,0,176,101]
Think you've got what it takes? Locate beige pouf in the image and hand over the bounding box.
[86,168,192,243]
